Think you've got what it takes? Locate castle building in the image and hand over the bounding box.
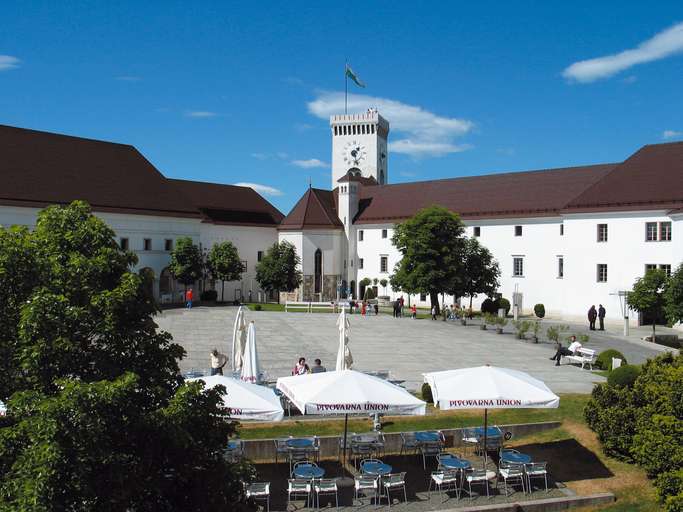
[1,113,682,327]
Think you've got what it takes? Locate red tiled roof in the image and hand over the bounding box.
[337,173,378,186]
[564,142,683,212]
[279,188,343,230]
[354,164,616,223]
[169,179,283,226]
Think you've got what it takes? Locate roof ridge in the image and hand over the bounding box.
[310,188,337,225]
[0,124,134,148]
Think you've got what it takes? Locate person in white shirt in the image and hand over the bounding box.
[549,336,582,366]
[210,349,228,375]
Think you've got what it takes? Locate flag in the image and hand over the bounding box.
[345,64,366,88]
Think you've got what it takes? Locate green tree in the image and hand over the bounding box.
[627,269,668,341]
[207,241,245,302]
[664,263,683,327]
[255,241,302,303]
[390,205,467,313]
[452,237,500,309]
[379,278,388,295]
[169,236,203,295]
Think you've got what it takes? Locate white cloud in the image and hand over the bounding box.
[307,91,474,158]
[250,152,268,160]
[662,130,682,140]
[185,111,218,118]
[234,182,283,197]
[291,158,329,168]
[0,55,20,71]
[563,22,683,83]
[116,75,141,82]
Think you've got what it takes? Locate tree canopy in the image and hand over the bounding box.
[664,263,683,327]
[255,241,302,302]
[207,241,244,302]
[169,236,203,289]
[627,268,668,339]
[452,237,500,308]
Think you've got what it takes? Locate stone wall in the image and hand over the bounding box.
[300,274,340,301]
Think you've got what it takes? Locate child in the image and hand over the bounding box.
[411,304,417,319]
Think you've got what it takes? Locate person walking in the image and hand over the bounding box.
[431,305,437,320]
[210,349,228,375]
[374,303,379,316]
[598,304,606,331]
[588,305,597,330]
[185,288,193,309]
[361,301,367,317]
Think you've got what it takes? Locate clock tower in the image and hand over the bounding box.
[330,109,389,188]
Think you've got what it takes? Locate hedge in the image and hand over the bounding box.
[607,365,641,387]
[595,349,627,370]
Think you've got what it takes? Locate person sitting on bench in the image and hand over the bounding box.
[550,336,582,366]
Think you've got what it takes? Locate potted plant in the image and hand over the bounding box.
[531,320,541,343]
[496,316,508,334]
[480,313,491,330]
[512,319,531,340]
[546,324,570,345]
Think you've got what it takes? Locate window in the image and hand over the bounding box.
[358,258,364,269]
[381,229,388,239]
[560,224,564,236]
[380,256,388,273]
[514,226,522,236]
[597,264,608,283]
[420,293,427,301]
[660,264,672,277]
[557,256,564,278]
[513,257,524,277]
[660,222,672,241]
[164,239,173,251]
[358,230,364,242]
[257,251,263,262]
[645,264,657,273]
[120,238,129,250]
[143,238,152,251]
[241,260,248,272]
[473,226,481,237]
[597,224,608,242]
[646,222,658,241]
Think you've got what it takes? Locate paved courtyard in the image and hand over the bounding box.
[155,306,674,394]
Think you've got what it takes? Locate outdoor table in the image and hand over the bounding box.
[439,457,471,470]
[472,426,502,439]
[227,441,239,450]
[500,451,531,465]
[287,438,314,449]
[293,464,325,479]
[415,431,441,443]
[360,461,392,476]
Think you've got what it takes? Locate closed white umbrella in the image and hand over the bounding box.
[232,306,247,371]
[240,321,261,384]
[335,309,353,371]
[423,365,559,465]
[188,375,284,422]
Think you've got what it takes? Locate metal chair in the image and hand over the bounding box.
[464,468,491,501]
[351,440,375,469]
[381,472,407,508]
[354,475,379,505]
[291,460,318,478]
[429,469,460,501]
[224,440,244,463]
[274,437,291,464]
[497,462,526,496]
[314,479,338,509]
[420,441,443,469]
[359,458,382,474]
[399,432,419,456]
[287,479,312,508]
[461,428,479,456]
[288,449,310,475]
[524,462,549,493]
[245,482,270,512]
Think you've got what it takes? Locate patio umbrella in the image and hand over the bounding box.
[240,321,261,384]
[277,370,425,465]
[187,375,284,422]
[335,309,353,371]
[423,365,559,466]
[232,306,247,371]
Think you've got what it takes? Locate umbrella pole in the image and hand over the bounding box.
[483,408,488,469]
[343,413,349,469]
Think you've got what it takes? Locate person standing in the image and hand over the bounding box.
[361,301,367,317]
[411,304,417,319]
[210,349,228,375]
[431,305,437,320]
[588,305,597,330]
[374,303,379,316]
[598,304,606,331]
[186,288,193,309]
[399,296,405,317]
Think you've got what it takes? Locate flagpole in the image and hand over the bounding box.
[344,62,348,114]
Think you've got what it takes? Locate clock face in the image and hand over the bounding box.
[343,140,367,167]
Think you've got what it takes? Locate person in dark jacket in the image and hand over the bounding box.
[598,304,606,330]
[588,305,597,330]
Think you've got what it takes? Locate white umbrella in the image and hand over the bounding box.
[188,375,284,422]
[423,365,559,465]
[232,306,247,371]
[335,309,353,371]
[240,321,261,384]
[277,370,426,465]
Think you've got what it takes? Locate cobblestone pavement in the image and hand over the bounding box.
[155,306,674,394]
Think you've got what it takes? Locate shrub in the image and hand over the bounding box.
[363,287,376,300]
[495,297,511,316]
[583,383,637,460]
[546,324,569,343]
[512,319,531,339]
[480,298,496,314]
[421,383,433,404]
[254,304,262,311]
[656,469,683,509]
[534,303,545,318]
[200,289,218,301]
[595,349,627,370]
[607,365,641,387]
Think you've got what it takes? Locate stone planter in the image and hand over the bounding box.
[532,336,539,343]
[480,324,487,330]
[496,328,503,334]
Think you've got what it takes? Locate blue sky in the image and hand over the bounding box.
[1,2,682,213]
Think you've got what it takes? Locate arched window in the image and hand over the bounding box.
[314,249,322,294]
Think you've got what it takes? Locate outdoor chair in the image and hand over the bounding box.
[287,479,312,508]
[420,441,443,469]
[223,440,243,463]
[429,469,461,501]
[291,460,318,478]
[351,441,375,469]
[399,432,419,456]
[274,437,291,464]
[497,462,526,496]
[314,479,339,509]
[381,472,407,508]
[288,450,310,475]
[461,428,479,456]
[524,462,549,493]
[354,475,378,505]
[245,482,270,512]
[464,468,491,501]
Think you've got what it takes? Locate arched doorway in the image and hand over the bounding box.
[139,267,155,299]
[314,249,322,295]
[159,267,175,302]
[341,279,347,299]
[350,280,356,300]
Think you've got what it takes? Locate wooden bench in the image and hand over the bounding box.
[309,301,336,312]
[562,348,597,370]
[284,301,310,312]
[284,301,336,313]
